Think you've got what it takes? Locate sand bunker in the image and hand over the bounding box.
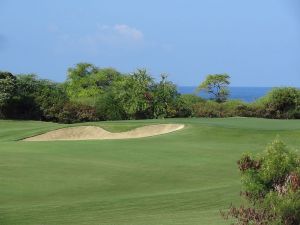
[23,124,184,141]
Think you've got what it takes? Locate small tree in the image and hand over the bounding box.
[152,74,179,118]
[222,139,300,225]
[65,63,121,104]
[111,69,154,119]
[261,87,300,119]
[0,71,16,117]
[0,72,16,104]
[196,73,230,102]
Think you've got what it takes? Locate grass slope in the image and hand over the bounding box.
[0,118,300,225]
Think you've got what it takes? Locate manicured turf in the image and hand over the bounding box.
[0,118,300,225]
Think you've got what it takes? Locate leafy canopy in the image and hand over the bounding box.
[66,63,121,101]
[222,139,300,225]
[152,74,179,118]
[197,73,230,102]
[0,71,16,107]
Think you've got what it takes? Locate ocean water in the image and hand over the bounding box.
[178,86,273,102]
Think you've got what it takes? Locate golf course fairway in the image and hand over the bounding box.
[1,118,300,225]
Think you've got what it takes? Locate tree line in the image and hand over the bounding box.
[1,63,300,123]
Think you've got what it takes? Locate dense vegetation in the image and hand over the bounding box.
[1,64,299,123]
[222,139,300,225]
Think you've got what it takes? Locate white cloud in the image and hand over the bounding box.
[50,24,145,55]
[84,24,144,45]
[113,24,143,40]
[75,24,145,54]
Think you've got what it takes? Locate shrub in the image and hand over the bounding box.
[192,100,223,117]
[175,94,204,117]
[35,81,69,121]
[57,102,98,124]
[258,87,300,119]
[152,74,179,118]
[95,93,126,121]
[192,100,250,118]
[222,139,300,225]
[0,72,16,117]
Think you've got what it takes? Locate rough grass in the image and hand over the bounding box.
[0,118,300,225]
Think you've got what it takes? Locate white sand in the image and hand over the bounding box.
[23,124,185,141]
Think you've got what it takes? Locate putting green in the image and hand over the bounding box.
[0,118,300,225]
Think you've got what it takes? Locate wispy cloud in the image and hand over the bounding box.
[49,24,173,56]
[113,24,143,40]
[50,24,145,55]
[81,24,144,47]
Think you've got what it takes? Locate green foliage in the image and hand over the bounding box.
[152,74,179,118]
[260,140,298,186]
[94,72,182,120]
[66,63,121,102]
[1,67,183,122]
[35,80,68,121]
[259,87,300,119]
[0,72,16,116]
[57,102,98,123]
[2,65,300,123]
[66,63,99,99]
[197,73,230,102]
[223,139,300,225]
[192,100,248,117]
[3,74,69,121]
[110,69,154,119]
[193,100,224,117]
[95,92,126,120]
[175,94,204,117]
[6,74,44,119]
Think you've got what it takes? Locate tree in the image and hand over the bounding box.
[4,74,69,121]
[260,87,300,119]
[111,69,154,119]
[222,139,300,225]
[7,74,42,119]
[196,73,230,102]
[66,63,100,99]
[0,71,16,116]
[175,94,204,117]
[152,74,179,118]
[95,91,126,121]
[66,63,121,103]
[34,79,69,121]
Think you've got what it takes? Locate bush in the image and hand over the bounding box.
[57,102,98,124]
[192,100,250,118]
[222,139,300,225]
[0,72,16,117]
[35,81,69,121]
[175,94,204,117]
[152,75,179,118]
[95,93,126,121]
[258,87,300,119]
[192,100,223,117]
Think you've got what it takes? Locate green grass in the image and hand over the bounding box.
[0,118,300,225]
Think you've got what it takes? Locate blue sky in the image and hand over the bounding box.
[0,0,299,86]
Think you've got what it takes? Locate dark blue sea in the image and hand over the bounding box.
[178,86,273,102]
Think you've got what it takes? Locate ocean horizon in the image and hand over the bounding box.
[178,86,274,102]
